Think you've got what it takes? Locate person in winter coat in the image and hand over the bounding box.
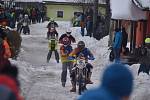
[0,29,11,69]
[69,41,95,92]
[60,37,74,87]
[79,63,133,100]
[0,63,24,100]
[80,13,85,37]
[85,16,93,37]
[121,27,128,55]
[47,28,59,63]
[17,14,23,33]
[138,35,150,75]
[113,28,122,63]
[59,29,76,45]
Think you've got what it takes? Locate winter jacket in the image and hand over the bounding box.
[0,39,11,69]
[3,39,11,59]
[59,34,76,45]
[60,45,73,63]
[69,47,94,61]
[0,75,24,100]
[113,31,122,49]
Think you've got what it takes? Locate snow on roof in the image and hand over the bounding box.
[43,0,105,4]
[2,0,43,2]
[132,0,150,10]
[110,0,146,20]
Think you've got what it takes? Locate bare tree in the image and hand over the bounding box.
[73,0,94,13]
[93,0,98,36]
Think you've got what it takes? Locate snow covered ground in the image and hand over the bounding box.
[10,21,150,100]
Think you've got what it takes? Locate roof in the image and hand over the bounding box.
[43,0,106,4]
[2,0,105,4]
[110,0,146,20]
[2,0,43,2]
[132,0,150,11]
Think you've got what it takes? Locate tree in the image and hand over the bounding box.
[93,0,98,37]
[73,0,94,13]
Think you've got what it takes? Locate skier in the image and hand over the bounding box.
[60,37,74,87]
[59,29,76,45]
[47,27,59,63]
[68,41,95,92]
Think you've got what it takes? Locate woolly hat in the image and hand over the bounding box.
[101,63,133,97]
[0,85,16,100]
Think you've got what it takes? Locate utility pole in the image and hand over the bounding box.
[106,0,112,46]
[93,0,98,37]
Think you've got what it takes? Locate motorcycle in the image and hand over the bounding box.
[109,46,114,62]
[48,36,58,51]
[72,56,88,95]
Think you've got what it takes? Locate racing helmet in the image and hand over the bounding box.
[66,28,72,34]
[77,41,85,50]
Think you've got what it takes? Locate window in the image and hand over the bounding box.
[74,12,82,17]
[57,11,63,18]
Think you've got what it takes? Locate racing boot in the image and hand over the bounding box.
[86,72,93,84]
[70,82,76,92]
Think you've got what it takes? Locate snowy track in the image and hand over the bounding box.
[10,22,150,100]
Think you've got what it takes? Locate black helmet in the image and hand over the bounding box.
[77,41,85,49]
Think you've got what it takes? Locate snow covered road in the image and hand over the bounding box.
[10,22,150,100]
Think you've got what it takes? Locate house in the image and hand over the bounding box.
[109,0,150,64]
[43,0,106,21]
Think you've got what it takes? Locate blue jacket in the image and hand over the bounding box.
[76,48,94,59]
[113,31,122,49]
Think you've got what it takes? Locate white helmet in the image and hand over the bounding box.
[66,28,72,34]
[24,14,28,18]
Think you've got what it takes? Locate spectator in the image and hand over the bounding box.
[0,28,11,69]
[138,34,150,75]
[79,63,133,100]
[85,16,93,37]
[113,28,122,63]
[80,13,85,37]
[121,27,128,55]
[0,63,24,100]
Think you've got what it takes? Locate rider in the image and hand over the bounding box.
[60,37,74,87]
[59,28,76,45]
[69,41,95,92]
[47,27,58,39]
[47,27,59,63]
